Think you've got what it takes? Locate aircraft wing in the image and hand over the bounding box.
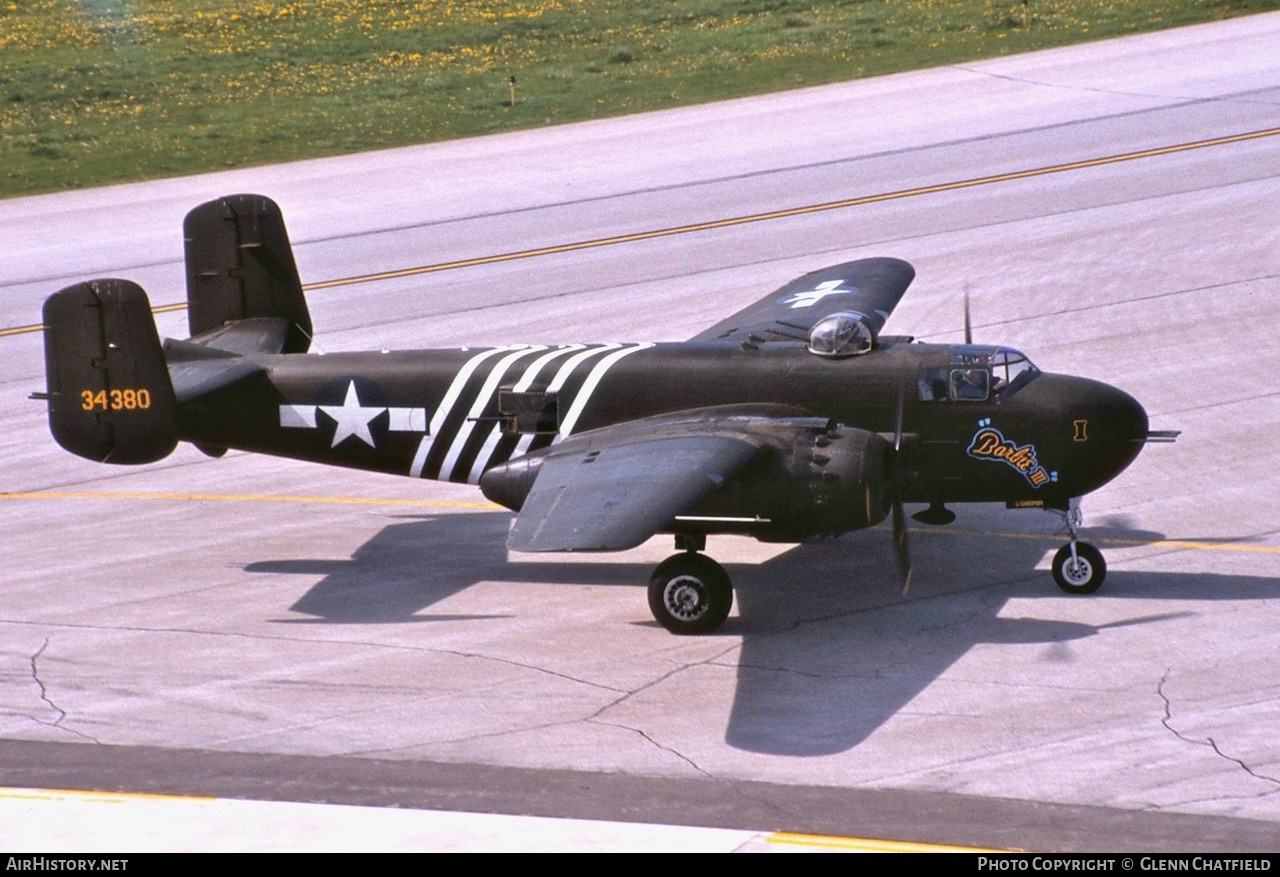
[507,433,760,552]
[691,257,914,344]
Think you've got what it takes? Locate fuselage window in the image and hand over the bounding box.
[918,369,949,401]
[919,367,991,401]
[950,369,990,401]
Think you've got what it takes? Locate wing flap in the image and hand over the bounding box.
[508,434,759,552]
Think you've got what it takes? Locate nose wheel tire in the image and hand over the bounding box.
[648,553,733,635]
[1052,542,1106,595]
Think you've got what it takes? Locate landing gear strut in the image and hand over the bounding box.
[1050,499,1106,595]
[647,541,732,635]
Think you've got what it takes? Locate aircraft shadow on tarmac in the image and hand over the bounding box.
[248,511,653,624]
[244,508,1274,756]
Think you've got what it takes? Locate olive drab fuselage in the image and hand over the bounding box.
[176,339,1148,543]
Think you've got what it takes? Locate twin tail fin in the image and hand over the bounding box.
[38,194,310,464]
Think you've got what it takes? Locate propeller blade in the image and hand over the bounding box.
[963,285,973,345]
[891,383,912,594]
[893,382,905,453]
[893,493,912,595]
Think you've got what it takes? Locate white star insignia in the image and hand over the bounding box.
[782,279,854,309]
[319,381,385,448]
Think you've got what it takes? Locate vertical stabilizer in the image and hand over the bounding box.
[184,194,312,353]
[41,280,179,464]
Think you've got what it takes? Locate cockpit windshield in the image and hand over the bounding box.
[988,347,1039,396]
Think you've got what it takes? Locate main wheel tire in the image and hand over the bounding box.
[648,553,733,635]
[1052,542,1106,595]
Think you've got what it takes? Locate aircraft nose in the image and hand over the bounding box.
[1064,376,1149,495]
[1088,378,1148,439]
[1008,373,1149,498]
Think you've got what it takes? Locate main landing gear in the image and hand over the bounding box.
[1050,499,1106,595]
[647,535,733,635]
[645,499,1111,632]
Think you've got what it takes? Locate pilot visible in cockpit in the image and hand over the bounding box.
[952,369,989,401]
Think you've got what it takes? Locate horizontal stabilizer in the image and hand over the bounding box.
[187,316,291,355]
[163,336,267,403]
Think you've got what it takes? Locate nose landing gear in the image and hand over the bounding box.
[1050,500,1106,595]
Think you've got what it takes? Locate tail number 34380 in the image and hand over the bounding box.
[81,389,152,411]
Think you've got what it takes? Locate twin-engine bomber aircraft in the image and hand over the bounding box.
[37,195,1177,633]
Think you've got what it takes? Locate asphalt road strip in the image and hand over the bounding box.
[0,786,992,853]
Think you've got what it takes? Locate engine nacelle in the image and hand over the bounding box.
[671,423,893,542]
[751,424,893,540]
[479,419,893,545]
[479,452,542,512]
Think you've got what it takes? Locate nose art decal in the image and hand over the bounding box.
[967,418,1058,488]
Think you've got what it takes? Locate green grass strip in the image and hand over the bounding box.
[2,0,1275,198]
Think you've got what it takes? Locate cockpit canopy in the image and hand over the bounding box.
[988,347,1039,393]
[807,311,875,357]
[919,346,1040,402]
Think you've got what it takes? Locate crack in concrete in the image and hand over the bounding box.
[353,645,741,759]
[735,572,1017,645]
[590,715,814,829]
[30,639,62,724]
[588,647,738,723]
[1158,668,1280,789]
[631,725,715,778]
[1147,787,1280,813]
[29,638,98,744]
[586,665,811,826]
[583,643,744,777]
[351,714,596,756]
[439,649,628,696]
[4,615,630,670]
[219,647,640,754]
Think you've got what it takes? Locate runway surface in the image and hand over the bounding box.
[2,13,1280,852]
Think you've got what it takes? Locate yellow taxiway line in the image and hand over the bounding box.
[765,830,1002,852]
[303,125,1280,293]
[1,786,216,806]
[907,524,1280,555]
[4,125,1278,339]
[0,491,500,510]
[4,491,1277,556]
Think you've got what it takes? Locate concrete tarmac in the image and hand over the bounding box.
[2,13,1279,852]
